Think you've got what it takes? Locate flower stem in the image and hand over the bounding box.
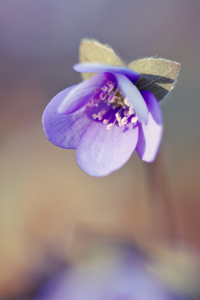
[145,151,177,244]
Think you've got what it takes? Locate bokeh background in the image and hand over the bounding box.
[0,0,200,299]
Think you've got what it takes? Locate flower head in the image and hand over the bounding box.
[36,244,188,300]
[43,39,180,176]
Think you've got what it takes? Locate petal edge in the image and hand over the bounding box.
[76,121,138,176]
[114,73,148,123]
[136,91,163,162]
[74,63,140,83]
[43,86,93,149]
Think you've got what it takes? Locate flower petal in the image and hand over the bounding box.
[136,91,163,162]
[114,73,148,123]
[43,86,94,149]
[76,122,138,176]
[58,73,115,114]
[74,63,140,83]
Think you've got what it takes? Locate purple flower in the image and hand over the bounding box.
[43,40,179,176]
[36,244,188,300]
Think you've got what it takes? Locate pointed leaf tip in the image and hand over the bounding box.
[79,39,124,80]
[128,58,180,101]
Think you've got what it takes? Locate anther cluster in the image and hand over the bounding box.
[85,80,138,130]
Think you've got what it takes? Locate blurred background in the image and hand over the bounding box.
[0,0,200,299]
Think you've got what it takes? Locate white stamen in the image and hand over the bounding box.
[89,99,94,107]
[107,84,114,93]
[92,114,97,119]
[100,92,106,100]
[131,116,138,123]
[106,123,113,130]
[124,97,130,106]
[101,85,108,92]
[108,94,115,103]
[121,117,127,125]
[103,119,108,124]
[98,112,102,120]
[129,108,134,116]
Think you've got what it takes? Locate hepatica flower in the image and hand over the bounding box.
[36,244,188,300]
[43,39,180,176]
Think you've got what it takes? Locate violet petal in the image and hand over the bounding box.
[58,73,115,115]
[76,122,138,176]
[74,63,140,83]
[43,86,94,149]
[136,90,163,162]
[114,73,148,123]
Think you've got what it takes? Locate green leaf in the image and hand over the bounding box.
[79,39,124,80]
[128,58,180,101]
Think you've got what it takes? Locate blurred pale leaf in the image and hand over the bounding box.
[149,247,200,294]
[128,58,180,101]
[79,40,180,101]
[79,39,124,80]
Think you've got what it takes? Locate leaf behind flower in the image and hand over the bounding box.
[79,39,124,80]
[128,58,180,101]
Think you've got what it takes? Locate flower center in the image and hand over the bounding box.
[85,80,138,130]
